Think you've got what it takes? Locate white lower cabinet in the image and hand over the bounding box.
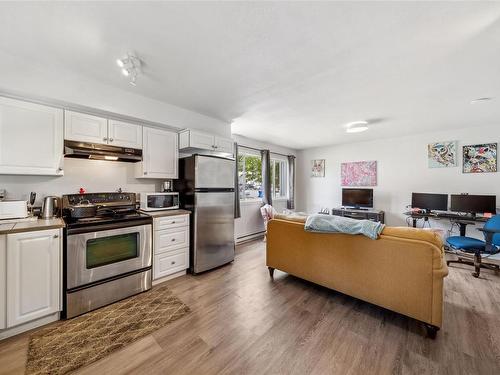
[0,236,6,330]
[153,214,190,281]
[1,229,62,330]
[154,250,188,280]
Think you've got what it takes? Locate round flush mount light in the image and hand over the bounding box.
[345,121,369,133]
[470,97,493,104]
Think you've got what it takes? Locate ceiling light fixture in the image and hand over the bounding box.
[116,52,142,86]
[345,121,369,133]
[470,97,493,104]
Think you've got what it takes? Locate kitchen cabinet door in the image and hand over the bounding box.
[136,127,178,179]
[0,235,6,330]
[187,130,215,150]
[108,120,142,149]
[214,136,234,154]
[0,97,64,176]
[6,229,61,327]
[154,249,188,280]
[64,110,108,144]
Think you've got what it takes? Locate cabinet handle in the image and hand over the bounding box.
[171,238,176,242]
[171,261,176,265]
[144,172,148,175]
[57,167,63,172]
[53,234,59,238]
[109,138,114,142]
[171,221,176,224]
[213,145,218,149]
[103,137,108,141]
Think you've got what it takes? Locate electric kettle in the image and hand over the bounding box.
[41,196,59,219]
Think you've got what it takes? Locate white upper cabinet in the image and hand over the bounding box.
[64,111,108,144]
[108,120,143,149]
[214,136,235,154]
[136,127,178,179]
[179,129,234,155]
[187,131,215,150]
[6,229,61,328]
[65,112,143,149]
[0,97,64,176]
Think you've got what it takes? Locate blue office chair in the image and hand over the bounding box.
[446,215,500,277]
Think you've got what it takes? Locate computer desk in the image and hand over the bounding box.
[403,211,488,236]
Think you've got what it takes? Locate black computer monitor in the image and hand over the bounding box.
[411,192,448,212]
[450,194,496,215]
[342,188,373,209]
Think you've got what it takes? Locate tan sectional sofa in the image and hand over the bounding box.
[266,218,449,337]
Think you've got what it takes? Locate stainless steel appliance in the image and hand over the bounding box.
[139,192,179,211]
[41,196,59,219]
[62,192,152,318]
[175,155,235,274]
[162,180,173,192]
[64,140,142,162]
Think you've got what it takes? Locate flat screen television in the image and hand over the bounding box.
[342,188,373,209]
[450,194,496,215]
[411,193,448,212]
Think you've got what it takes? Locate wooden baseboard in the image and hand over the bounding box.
[236,232,265,245]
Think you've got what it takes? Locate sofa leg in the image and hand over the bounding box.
[425,324,439,339]
[268,267,275,279]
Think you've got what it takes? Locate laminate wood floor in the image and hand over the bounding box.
[1,240,500,375]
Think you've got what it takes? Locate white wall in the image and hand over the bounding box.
[232,134,297,241]
[296,124,500,237]
[0,158,161,205]
[0,51,233,204]
[0,50,230,137]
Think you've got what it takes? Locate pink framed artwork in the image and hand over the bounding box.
[341,161,377,186]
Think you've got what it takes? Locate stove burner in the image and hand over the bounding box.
[62,192,150,229]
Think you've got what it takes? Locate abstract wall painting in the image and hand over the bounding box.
[463,143,497,173]
[341,160,377,186]
[428,141,457,168]
[311,159,325,177]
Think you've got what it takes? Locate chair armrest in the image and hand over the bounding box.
[477,228,500,234]
[477,228,500,254]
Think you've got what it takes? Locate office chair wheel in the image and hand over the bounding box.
[472,271,480,278]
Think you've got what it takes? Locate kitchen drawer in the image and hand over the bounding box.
[154,214,189,231]
[154,227,189,255]
[154,249,188,280]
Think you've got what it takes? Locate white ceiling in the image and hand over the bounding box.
[0,2,500,149]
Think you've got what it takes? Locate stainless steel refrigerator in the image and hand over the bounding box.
[175,155,235,274]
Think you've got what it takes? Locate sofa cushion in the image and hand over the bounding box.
[273,213,308,223]
[382,226,443,250]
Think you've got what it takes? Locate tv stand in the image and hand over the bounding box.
[331,207,385,224]
[346,206,368,211]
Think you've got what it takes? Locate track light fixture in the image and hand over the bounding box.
[116,53,142,86]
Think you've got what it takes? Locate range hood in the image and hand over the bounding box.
[64,140,142,162]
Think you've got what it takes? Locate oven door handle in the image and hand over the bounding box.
[66,217,152,235]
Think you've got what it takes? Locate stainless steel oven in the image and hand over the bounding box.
[62,192,153,319]
[66,223,152,289]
